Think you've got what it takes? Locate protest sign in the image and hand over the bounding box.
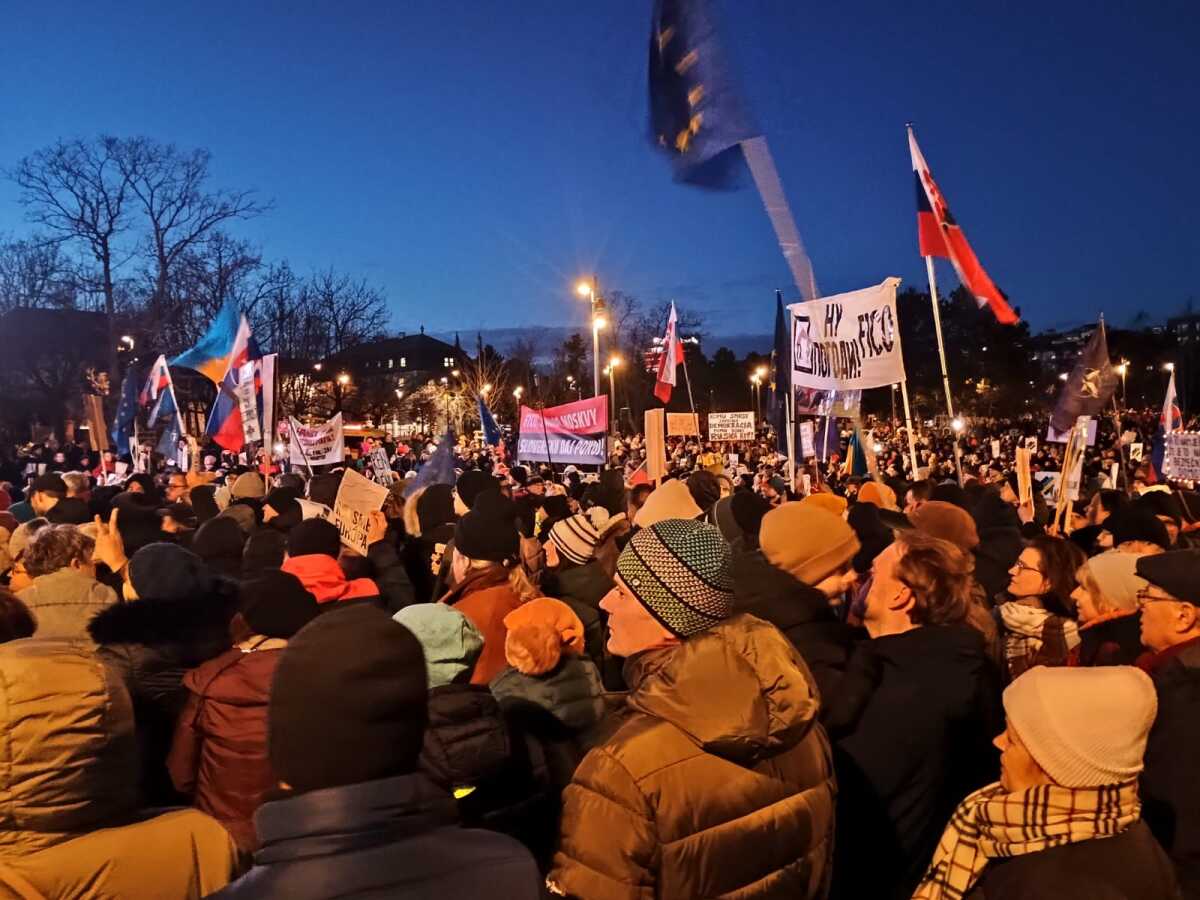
[235,362,261,443]
[1130,443,1144,462]
[666,412,700,436]
[708,411,756,442]
[368,447,393,483]
[990,439,1001,459]
[332,468,389,555]
[288,414,345,466]
[1165,432,1200,481]
[645,409,667,482]
[516,396,608,466]
[1024,436,1038,453]
[1046,417,1097,447]
[1015,446,1033,506]
[799,420,815,458]
[789,278,904,391]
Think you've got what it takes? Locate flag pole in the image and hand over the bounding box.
[899,379,920,478]
[740,138,818,484]
[680,344,698,427]
[924,255,964,485]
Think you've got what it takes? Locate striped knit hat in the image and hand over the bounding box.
[549,508,610,566]
[616,519,735,638]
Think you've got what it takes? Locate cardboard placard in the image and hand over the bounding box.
[1015,447,1033,506]
[1023,436,1038,453]
[1129,443,1144,462]
[666,413,700,436]
[708,411,756,442]
[332,468,389,555]
[644,409,667,483]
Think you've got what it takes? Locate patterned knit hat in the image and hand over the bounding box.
[616,519,734,638]
[549,508,610,566]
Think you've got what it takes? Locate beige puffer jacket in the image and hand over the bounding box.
[0,640,239,898]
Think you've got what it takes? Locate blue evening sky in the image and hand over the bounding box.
[2,1,1197,341]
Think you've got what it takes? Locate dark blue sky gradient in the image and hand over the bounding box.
[2,1,1197,339]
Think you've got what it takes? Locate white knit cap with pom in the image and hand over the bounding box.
[1003,666,1158,788]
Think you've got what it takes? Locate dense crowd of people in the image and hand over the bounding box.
[0,410,1196,898]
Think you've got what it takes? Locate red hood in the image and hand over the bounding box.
[281,554,378,604]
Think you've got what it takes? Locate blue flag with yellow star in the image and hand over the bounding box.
[110,369,139,457]
[648,0,759,188]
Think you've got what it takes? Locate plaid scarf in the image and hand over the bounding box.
[912,780,1141,899]
[998,601,1080,660]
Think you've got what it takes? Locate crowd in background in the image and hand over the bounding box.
[0,408,1195,898]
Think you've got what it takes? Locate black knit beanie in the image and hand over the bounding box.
[269,604,428,793]
[240,570,320,638]
[287,518,342,559]
[128,543,214,602]
[687,470,722,514]
[416,483,455,535]
[454,507,520,563]
[456,470,498,511]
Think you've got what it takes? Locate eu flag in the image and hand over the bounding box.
[404,430,458,497]
[648,0,759,188]
[110,369,139,457]
[478,396,502,447]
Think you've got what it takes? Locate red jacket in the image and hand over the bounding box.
[168,639,285,853]
[280,554,378,604]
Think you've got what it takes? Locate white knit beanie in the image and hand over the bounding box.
[549,508,610,566]
[1003,666,1158,788]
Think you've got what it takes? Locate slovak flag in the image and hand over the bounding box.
[654,302,683,404]
[908,126,1020,325]
[1148,370,1182,483]
[206,313,261,452]
[140,355,172,407]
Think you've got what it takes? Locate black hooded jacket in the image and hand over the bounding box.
[730,548,858,702]
[970,493,1024,603]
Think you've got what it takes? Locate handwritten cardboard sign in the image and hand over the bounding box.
[332,468,388,555]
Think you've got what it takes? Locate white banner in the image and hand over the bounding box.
[1165,433,1200,481]
[236,362,261,443]
[708,411,756,442]
[288,414,345,466]
[332,468,388,555]
[799,420,815,458]
[789,277,904,391]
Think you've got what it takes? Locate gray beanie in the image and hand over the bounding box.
[393,603,484,688]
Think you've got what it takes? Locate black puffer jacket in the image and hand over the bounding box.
[971,493,1024,603]
[87,580,241,806]
[419,683,542,849]
[730,548,857,702]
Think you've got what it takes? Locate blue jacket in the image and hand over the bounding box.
[211,773,541,899]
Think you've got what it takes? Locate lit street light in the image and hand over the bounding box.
[1116,360,1128,401]
[1058,372,1069,382]
[337,373,351,386]
[313,363,323,372]
[482,383,492,396]
[513,386,524,400]
[951,416,965,433]
[1164,362,1176,372]
[606,355,623,436]
[575,276,604,399]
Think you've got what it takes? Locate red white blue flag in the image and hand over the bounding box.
[205,313,261,451]
[908,127,1019,325]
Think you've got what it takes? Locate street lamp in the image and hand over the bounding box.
[513,386,524,400]
[607,355,622,436]
[750,373,762,416]
[482,383,492,396]
[337,373,350,386]
[575,276,604,399]
[1164,362,1175,373]
[313,363,323,372]
[1116,360,1128,401]
[951,416,965,433]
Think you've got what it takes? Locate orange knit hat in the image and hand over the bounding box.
[502,597,585,675]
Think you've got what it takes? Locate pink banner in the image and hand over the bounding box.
[517,396,608,466]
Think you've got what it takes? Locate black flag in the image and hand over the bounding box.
[1050,323,1118,432]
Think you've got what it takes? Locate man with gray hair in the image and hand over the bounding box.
[17,524,117,639]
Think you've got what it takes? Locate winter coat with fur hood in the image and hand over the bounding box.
[87,579,241,806]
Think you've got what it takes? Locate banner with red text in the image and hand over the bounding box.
[517,396,608,466]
